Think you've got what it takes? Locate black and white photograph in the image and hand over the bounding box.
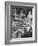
[5,2,37,44]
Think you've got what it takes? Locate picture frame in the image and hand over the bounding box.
[5,1,37,44]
